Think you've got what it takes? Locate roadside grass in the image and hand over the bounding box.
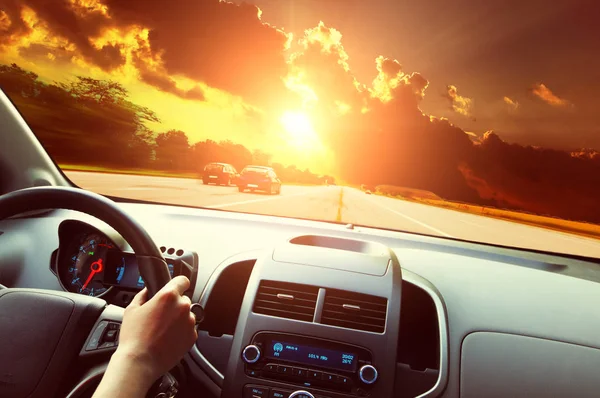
[60,164,199,179]
[373,184,600,240]
[60,164,323,186]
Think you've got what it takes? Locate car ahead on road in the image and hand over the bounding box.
[237,165,281,194]
[202,162,238,186]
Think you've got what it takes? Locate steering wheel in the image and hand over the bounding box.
[0,186,172,398]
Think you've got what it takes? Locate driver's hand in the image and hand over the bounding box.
[118,275,198,380]
[93,276,198,398]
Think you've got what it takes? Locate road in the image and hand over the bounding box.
[66,171,600,258]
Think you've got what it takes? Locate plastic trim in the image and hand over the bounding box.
[401,269,449,398]
[189,250,263,386]
[190,258,448,397]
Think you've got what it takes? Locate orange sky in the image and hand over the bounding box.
[0,3,328,172]
[1,0,599,175]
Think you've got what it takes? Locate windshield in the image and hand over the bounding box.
[242,167,269,175]
[205,164,224,172]
[1,1,599,258]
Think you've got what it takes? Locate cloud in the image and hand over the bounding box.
[370,56,429,103]
[503,96,519,110]
[138,70,205,101]
[102,0,291,105]
[1,0,292,106]
[531,83,570,107]
[445,85,472,116]
[286,21,362,111]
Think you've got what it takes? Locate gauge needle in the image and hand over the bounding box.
[82,259,103,291]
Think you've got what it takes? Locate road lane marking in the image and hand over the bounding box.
[205,190,317,209]
[361,194,454,238]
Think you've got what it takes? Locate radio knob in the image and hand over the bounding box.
[241,344,261,364]
[289,391,315,398]
[359,364,378,385]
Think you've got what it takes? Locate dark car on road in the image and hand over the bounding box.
[237,165,281,195]
[202,162,238,186]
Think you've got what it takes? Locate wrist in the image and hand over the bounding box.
[93,348,157,398]
[112,347,158,383]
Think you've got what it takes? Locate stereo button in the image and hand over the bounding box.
[308,370,322,380]
[277,365,292,375]
[335,375,351,386]
[244,385,269,398]
[265,363,278,373]
[270,389,292,398]
[292,367,307,378]
[322,373,336,383]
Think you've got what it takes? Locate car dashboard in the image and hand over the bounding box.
[2,201,600,398]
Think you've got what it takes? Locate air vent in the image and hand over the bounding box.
[322,289,387,333]
[253,280,319,322]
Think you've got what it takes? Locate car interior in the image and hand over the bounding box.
[2,84,600,398]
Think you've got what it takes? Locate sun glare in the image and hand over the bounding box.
[280,111,317,148]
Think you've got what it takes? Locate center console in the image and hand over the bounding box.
[242,332,377,395]
[220,235,403,398]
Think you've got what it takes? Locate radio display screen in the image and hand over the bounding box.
[265,340,358,372]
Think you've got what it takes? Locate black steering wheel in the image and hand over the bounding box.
[0,186,172,398]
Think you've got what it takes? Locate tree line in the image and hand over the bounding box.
[0,63,331,184]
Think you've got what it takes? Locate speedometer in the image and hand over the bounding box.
[61,233,114,297]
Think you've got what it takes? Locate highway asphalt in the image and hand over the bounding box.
[66,171,600,258]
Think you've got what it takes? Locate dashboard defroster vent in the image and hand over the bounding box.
[253,280,319,322]
[322,289,388,333]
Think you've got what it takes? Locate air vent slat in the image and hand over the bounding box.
[253,281,318,322]
[321,289,387,333]
[324,303,387,316]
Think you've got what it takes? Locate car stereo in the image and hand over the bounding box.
[242,332,378,396]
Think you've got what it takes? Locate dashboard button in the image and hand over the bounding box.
[277,365,292,375]
[292,367,307,378]
[335,375,351,386]
[359,365,378,385]
[307,370,322,380]
[270,389,292,398]
[246,369,259,377]
[85,321,108,351]
[265,363,278,373]
[242,345,261,364]
[244,385,269,398]
[322,373,336,383]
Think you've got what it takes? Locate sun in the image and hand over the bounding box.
[280,111,317,148]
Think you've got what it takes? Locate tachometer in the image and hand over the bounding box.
[62,233,114,297]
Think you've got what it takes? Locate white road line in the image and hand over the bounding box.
[363,195,454,238]
[205,190,316,209]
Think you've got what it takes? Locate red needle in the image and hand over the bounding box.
[82,258,103,291]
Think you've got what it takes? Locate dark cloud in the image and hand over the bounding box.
[463,132,600,222]
[10,0,124,70]
[102,0,291,105]
[1,0,291,104]
[0,2,31,46]
[18,43,73,63]
[138,69,205,101]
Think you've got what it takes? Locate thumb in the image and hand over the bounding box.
[128,287,148,308]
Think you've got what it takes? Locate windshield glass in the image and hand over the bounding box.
[205,164,224,172]
[1,0,599,258]
[242,167,269,175]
